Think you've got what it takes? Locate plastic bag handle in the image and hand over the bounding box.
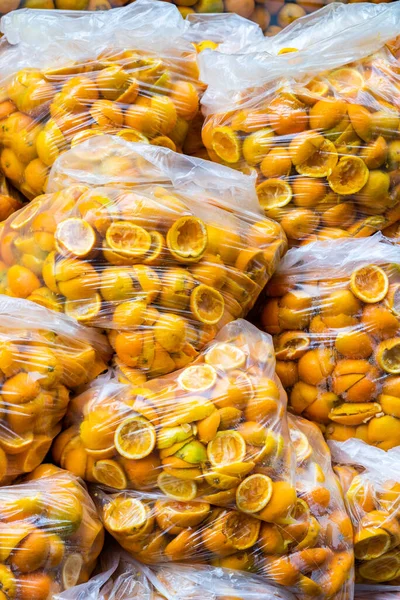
[1,0,187,51]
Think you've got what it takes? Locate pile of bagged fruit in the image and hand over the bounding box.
[0,1,400,599]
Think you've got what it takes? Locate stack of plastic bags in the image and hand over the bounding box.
[0,3,399,600]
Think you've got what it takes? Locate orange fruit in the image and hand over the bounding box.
[358,551,400,582]
[207,431,246,468]
[105,222,152,259]
[335,329,373,359]
[350,264,389,303]
[11,529,50,573]
[243,128,274,166]
[2,372,41,404]
[190,284,224,325]
[262,555,299,586]
[292,177,326,208]
[258,481,297,523]
[157,472,197,501]
[309,99,347,131]
[362,304,399,340]
[114,416,156,460]
[103,496,150,537]
[7,264,40,298]
[211,127,241,163]
[170,81,199,122]
[292,135,338,177]
[260,147,292,178]
[92,459,127,490]
[204,510,260,555]
[55,218,96,258]
[256,179,292,211]
[268,92,308,136]
[178,364,217,392]
[154,314,187,353]
[275,331,310,361]
[18,573,52,600]
[236,474,273,514]
[328,156,369,195]
[376,338,400,374]
[120,453,160,489]
[205,342,246,371]
[167,216,207,263]
[156,500,210,529]
[298,348,335,386]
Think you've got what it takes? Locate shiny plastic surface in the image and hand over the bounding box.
[0,465,104,599]
[0,295,109,483]
[90,409,352,598]
[54,319,295,522]
[261,234,400,448]
[333,439,400,588]
[0,0,201,198]
[0,136,285,377]
[200,3,400,247]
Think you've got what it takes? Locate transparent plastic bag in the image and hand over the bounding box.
[90,400,352,598]
[0,136,285,378]
[199,3,400,247]
[0,294,109,484]
[286,414,354,599]
[0,0,202,199]
[260,234,400,448]
[331,439,400,587]
[53,318,296,523]
[55,548,297,600]
[0,464,104,599]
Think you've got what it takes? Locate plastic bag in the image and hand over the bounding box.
[331,439,400,587]
[53,318,295,523]
[0,136,285,378]
[199,3,400,247]
[0,0,202,198]
[91,402,352,598]
[0,464,104,599]
[285,414,354,599]
[0,294,109,484]
[260,234,400,448]
[55,548,297,600]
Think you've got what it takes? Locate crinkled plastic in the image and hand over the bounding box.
[90,395,352,598]
[0,136,285,378]
[55,549,297,600]
[53,319,295,524]
[0,294,109,484]
[261,234,400,448]
[0,0,202,198]
[199,3,400,246]
[0,464,104,599]
[331,439,400,588]
[284,414,354,599]
[185,12,264,52]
